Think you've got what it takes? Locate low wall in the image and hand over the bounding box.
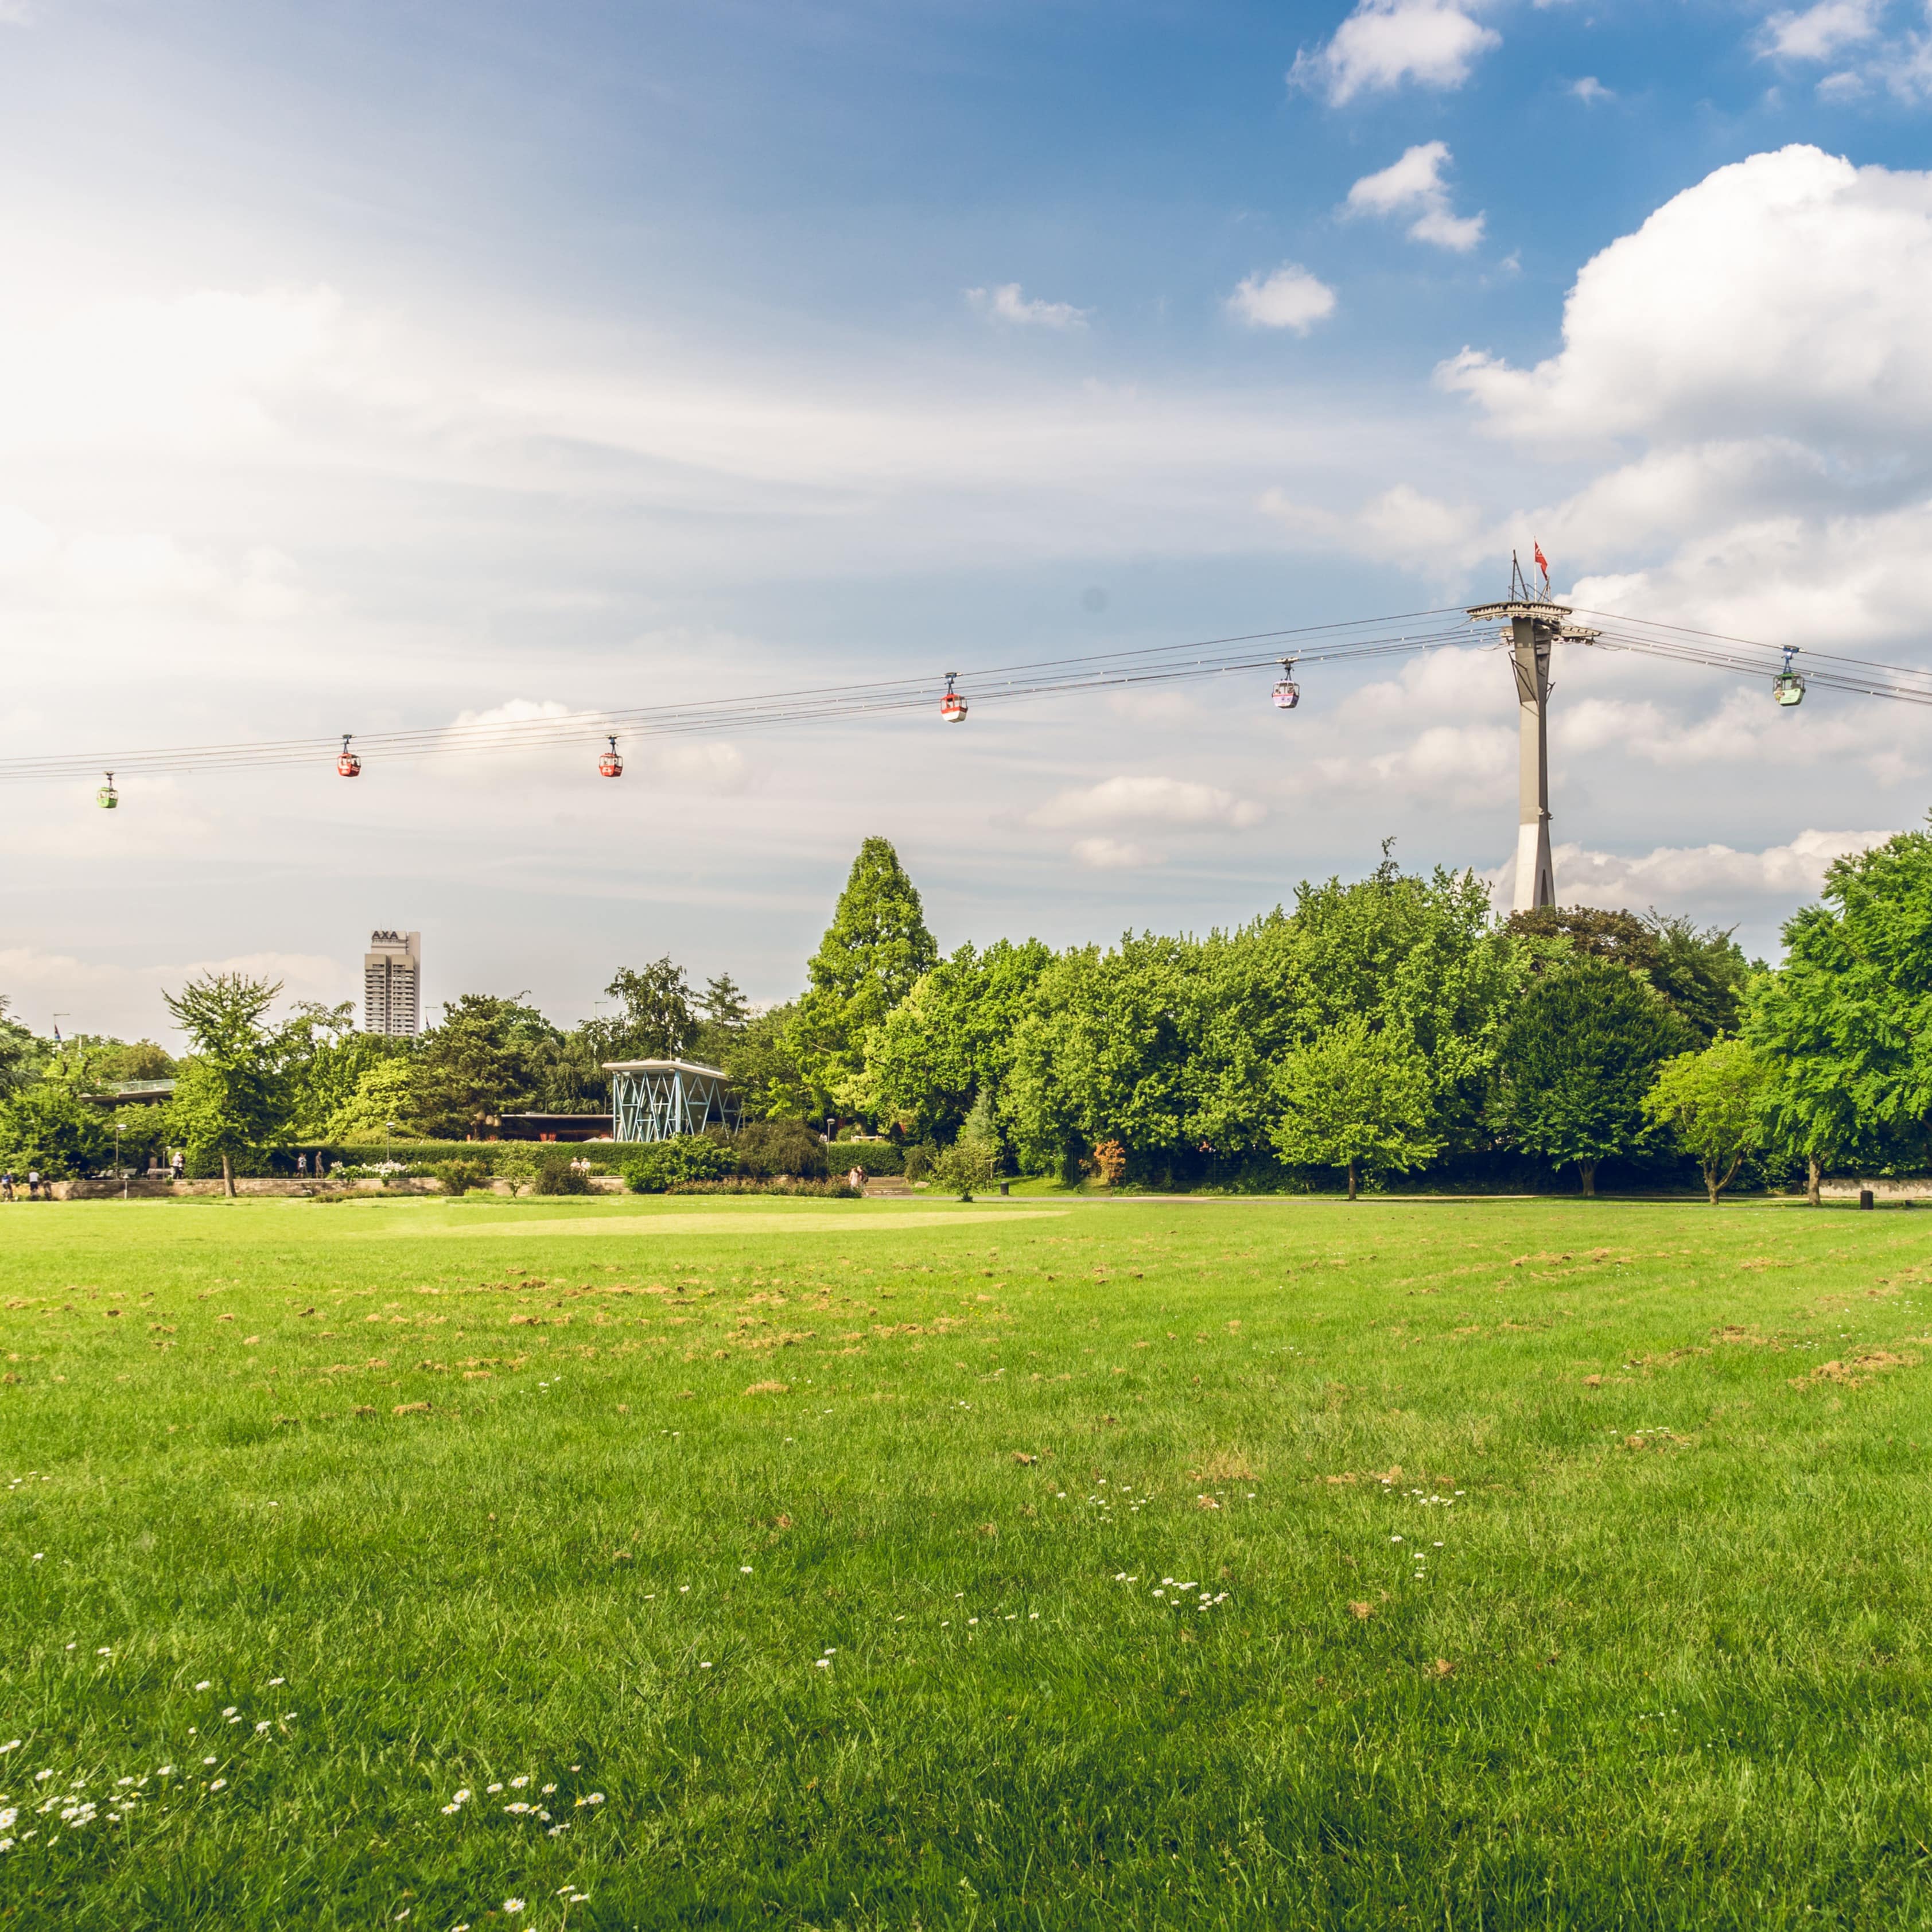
[1820,1179,1932,1203]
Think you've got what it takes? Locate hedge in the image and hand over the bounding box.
[827,1141,905,1176]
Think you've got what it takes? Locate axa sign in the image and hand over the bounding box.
[370,930,410,946]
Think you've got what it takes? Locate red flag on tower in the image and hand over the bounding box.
[1533,542,1550,583]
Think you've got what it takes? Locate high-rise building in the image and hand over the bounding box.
[363,930,422,1037]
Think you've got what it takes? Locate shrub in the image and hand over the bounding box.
[624,1135,738,1194]
[931,1140,992,1200]
[437,1158,493,1196]
[732,1119,829,1179]
[901,1141,938,1183]
[666,1178,858,1198]
[532,1152,590,1196]
[827,1140,904,1176]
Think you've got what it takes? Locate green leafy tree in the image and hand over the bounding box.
[1489,956,1689,1196]
[1737,825,1932,1191]
[1270,1016,1440,1199]
[599,959,699,1063]
[281,1001,403,1137]
[411,994,555,1137]
[325,1058,427,1142]
[865,939,1053,1145]
[0,1082,114,1177]
[1643,1037,1772,1206]
[718,1001,811,1122]
[0,997,46,1098]
[785,838,938,1119]
[691,971,753,1072]
[1507,905,1754,1043]
[162,973,290,1196]
[1746,967,1860,1207]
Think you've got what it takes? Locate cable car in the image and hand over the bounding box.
[940,672,967,723]
[96,771,118,810]
[1773,648,1805,708]
[1272,659,1300,710]
[598,734,624,778]
[337,734,361,778]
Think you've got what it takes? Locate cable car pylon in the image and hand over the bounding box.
[1467,549,1599,913]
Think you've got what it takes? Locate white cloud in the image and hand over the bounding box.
[965,283,1090,331]
[1440,146,1932,448]
[1291,0,1500,104]
[1071,837,1160,869]
[0,946,351,1044]
[1571,75,1614,103]
[1486,827,1896,914]
[1226,263,1337,333]
[1032,774,1266,831]
[1344,142,1486,252]
[1759,0,1882,61]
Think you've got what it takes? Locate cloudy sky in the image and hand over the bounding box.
[3,0,1930,1041]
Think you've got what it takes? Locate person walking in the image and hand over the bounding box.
[170,1151,184,1184]
[26,1168,42,1201]
[295,1153,308,1181]
[1,1170,13,1203]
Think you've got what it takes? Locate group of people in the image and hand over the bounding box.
[1,1168,48,1200]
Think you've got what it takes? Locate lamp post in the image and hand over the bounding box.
[386,1119,395,1178]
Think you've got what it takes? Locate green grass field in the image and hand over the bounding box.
[2,1190,1931,1929]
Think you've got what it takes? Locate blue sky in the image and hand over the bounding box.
[3,0,1930,1037]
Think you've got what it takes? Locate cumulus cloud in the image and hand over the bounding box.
[1570,75,1614,103]
[1291,0,1500,104]
[1759,0,1882,61]
[0,946,351,1043]
[1439,146,1932,448]
[1226,263,1337,333]
[1344,142,1486,251]
[1486,827,1896,915]
[966,283,1090,330]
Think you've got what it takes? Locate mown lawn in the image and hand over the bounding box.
[1,1190,1930,1929]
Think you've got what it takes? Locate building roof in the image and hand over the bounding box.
[601,1059,732,1079]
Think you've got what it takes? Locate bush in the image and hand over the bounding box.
[901,1141,938,1183]
[437,1158,492,1196]
[624,1135,738,1194]
[532,1152,590,1196]
[732,1119,829,1180]
[827,1140,904,1176]
[666,1178,858,1199]
[930,1140,992,1200]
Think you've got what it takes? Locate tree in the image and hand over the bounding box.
[785,838,938,1118]
[1506,904,1753,1043]
[717,1001,812,1122]
[0,1082,113,1177]
[324,1058,427,1142]
[410,994,554,1137]
[1739,825,1932,1191]
[0,997,44,1098]
[1270,1016,1440,1199]
[1489,957,1689,1195]
[1643,1038,1771,1206]
[600,959,699,1063]
[865,939,1053,1145]
[691,971,753,1072]
[282,1001,402,1137]
[162,973,290,1195]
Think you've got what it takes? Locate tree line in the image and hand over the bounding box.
[6,822,1932,1198]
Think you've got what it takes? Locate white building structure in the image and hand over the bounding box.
[363,930,422,1037]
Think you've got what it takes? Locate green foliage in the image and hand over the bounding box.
[1490,956,1690,1194]
[786,837,938,1118]
[865,939,1053,1144]
[0,1081,115,1177]
[0,996,48,1098]
[623,1135,738,1194]
[826,1141,905,1177]
[901,1140,938,1182]
[596,958,700,1065]
[324,1058,426,1142]
[162,973,291,1194]
[410,994,557,1137]
[532,1151,590,1196]
[731,1118,829,1179]
[1507,904,1754,1043]
[1270,1015,1440,1198]
[283,1003,407,1138]
[717,1001,810,1122]
[434,1159,493,1196]
[1643,1038,1772,1204]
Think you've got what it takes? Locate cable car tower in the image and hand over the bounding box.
[1467,551,1599,912]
